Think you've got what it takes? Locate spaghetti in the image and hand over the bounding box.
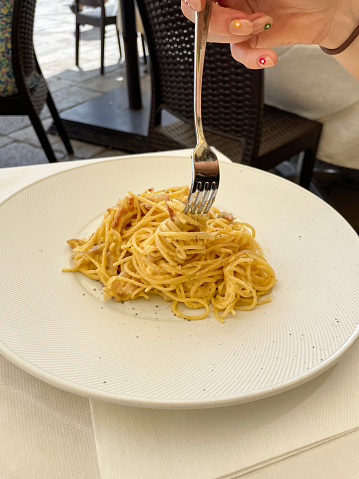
[64,186,276,322]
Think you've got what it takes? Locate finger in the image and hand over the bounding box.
[181,5,251,44]
[181,0,205,12]
[182,1,273,39]
[230,41,278,69]
[206,32,252,43]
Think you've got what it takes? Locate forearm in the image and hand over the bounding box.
[334,34,359,81]
[322,0,359,80]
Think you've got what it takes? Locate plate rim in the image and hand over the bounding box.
[1,153,359,409]
[1,329,358,409]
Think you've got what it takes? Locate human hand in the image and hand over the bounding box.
[182,0,359,69]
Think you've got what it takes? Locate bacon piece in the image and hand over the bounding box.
[128,195,135,209]
[111,206,124,229]
[88,244,104,254]
[111,270,137,296]
[141,203,152,211]
[164,195,175,220]
[106,251,118,276]
[218,211,234,221]
[146,193,165,203]
[72,256,85,269]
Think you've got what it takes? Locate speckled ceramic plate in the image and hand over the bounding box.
[1,154,359,409]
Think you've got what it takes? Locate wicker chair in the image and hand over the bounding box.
[0,0,73,163]
[135,0,323,189]
[75,0,121,75]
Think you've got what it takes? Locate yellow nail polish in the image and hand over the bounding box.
[229,19,253,35]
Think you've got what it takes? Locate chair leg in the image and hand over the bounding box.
[116,28,122,60]
[140,34,147,64]
[299,125,322,189]
[46,93,73,155]
[28,110,58,163]
[100,26,105,75]
[299,148,317,189]
[75,23,80,67]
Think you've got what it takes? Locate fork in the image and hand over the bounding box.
[183,0,220,215]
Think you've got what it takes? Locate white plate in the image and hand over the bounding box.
[1,155,359,409]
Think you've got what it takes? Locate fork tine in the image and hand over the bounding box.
[196,182,211,214]
[184,177,219,214]
[183,186,198,214]
[190,184,204,214]
[203,185,217,213]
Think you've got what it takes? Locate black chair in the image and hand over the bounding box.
[136,0,323,189]
[75,0,121,75]
[0,0,73,163]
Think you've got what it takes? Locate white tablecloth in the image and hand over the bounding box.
[1,150,359,479]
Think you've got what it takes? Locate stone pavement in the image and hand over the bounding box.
[0,0,148,168]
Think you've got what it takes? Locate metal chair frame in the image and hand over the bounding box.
[75,0,121,75]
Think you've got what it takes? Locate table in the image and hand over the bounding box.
[1,150,359,478]
[119,0,142,110]
[58,0,148,152]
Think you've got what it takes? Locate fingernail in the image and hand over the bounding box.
[252,16,273,35]
[187,0,201,10]
[258,56,274,68]
[229,19,253,35]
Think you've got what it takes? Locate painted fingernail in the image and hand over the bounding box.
[258,56,274,68]
[229,19,253,35]
[252,16,273,35]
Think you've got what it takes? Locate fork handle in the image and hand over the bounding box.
[193,0,212,147]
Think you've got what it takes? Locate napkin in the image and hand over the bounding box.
[229,429,359,479]
[238,428,359,479]
[0,355,100,479]
[90,338,359,479]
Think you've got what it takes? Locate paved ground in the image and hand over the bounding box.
[0,0,147,167]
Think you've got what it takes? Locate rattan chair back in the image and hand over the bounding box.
[12,0,38,85]
[0,0,73,162]
[136,0,323,188]
[136,0,263,162]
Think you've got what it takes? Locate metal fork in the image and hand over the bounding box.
[183,0,220,215]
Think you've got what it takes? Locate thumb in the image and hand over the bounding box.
[185,0,205,11]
